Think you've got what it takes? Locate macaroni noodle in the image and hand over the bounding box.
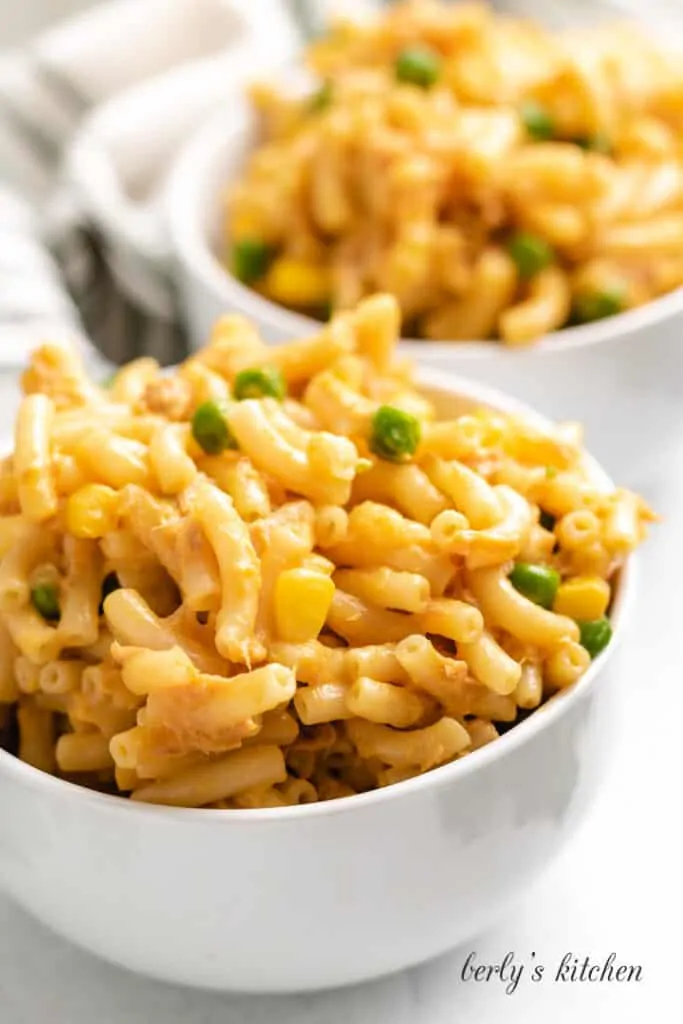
[227,1,683,344]
[0,295,653,806]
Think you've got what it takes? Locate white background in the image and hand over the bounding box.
[0,382,680,1021]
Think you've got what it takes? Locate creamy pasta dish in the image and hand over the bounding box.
[227,0,683,344]
[0,295,653,807]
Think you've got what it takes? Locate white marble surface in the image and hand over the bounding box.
[0,374,680,1023]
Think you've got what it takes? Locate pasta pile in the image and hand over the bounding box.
[227,0,683,344]
[0,295,653,807]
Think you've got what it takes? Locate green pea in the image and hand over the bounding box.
[101,371,118,389]
[31,583,60,622]
[545,466,558,480]
[309,81,333,113]
[573,288,624,324]
[99,572,120,616]
[232,239,276,284]
[191,400,237,455]
[233,366,286,401]
[520,100,555,141]
[395,45,442,88]
[509,562,560,610]
[507,231,555,279]
[539,509,556,532]
[578,617,613,659]
[370,405,421,462]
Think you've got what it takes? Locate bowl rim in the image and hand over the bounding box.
[167,108,683,355]
[0,367,638,823]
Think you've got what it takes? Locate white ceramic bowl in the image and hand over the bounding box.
[167,107,683,486]
[0,371,635,993]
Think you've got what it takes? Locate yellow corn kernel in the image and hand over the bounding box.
[274,568,335,643]
[263,257,331,308]
[65,484,119,539]
[553,576,610,620]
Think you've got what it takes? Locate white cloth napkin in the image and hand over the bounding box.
[0,185,98,370]
[0,0,303,368]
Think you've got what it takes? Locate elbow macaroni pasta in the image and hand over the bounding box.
[226,0,683,344]
[0,295,652,807]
